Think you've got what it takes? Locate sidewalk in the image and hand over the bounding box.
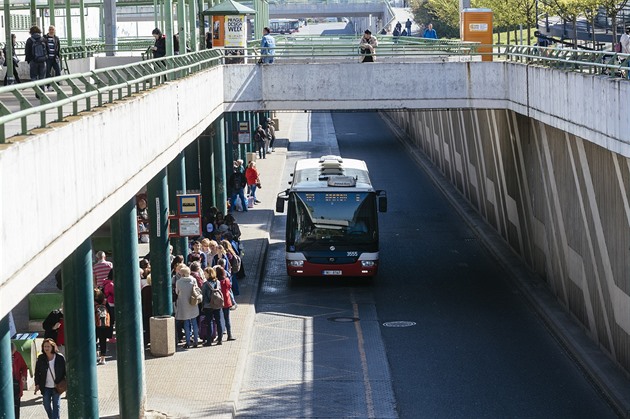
[18,127,290,418]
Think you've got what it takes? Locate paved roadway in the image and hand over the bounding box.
[237,112,618,418]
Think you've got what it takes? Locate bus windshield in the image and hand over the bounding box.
[287,191,378,251]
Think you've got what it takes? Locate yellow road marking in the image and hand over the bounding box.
[352,292,375,418]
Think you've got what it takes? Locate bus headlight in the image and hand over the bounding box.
[360,261,375,267]
[288,260,304,267]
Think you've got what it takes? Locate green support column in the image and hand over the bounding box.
[103,0,116,55]
[65,0,73,46]
[177,0,186,54]
[0,316,14,419]
[213,115,227,214]
[62,239,98,418]
[225,113,235,166]
[111,198,146,417]
[199,128,216,213]
[184,140,201,192]
[49,0,56,26]
[154,0,159,29]
[189,0,198,51]
[147,169,173,316]
[237,112,244,164]
[247,111,254,153]
[168,152,189,259]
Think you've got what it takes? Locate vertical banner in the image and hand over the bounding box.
[225,15,246,47]
[212,15,225,47]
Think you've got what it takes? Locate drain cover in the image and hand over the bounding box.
[382,321,416,328]
[328,317,360,323]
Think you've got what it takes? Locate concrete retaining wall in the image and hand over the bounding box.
[0,65,224,318]
[386,108,630,373]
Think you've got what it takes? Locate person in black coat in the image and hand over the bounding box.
[34,338,66,419]
[3,34,21,85]
[42,307,63,342]
[151,28,166,58]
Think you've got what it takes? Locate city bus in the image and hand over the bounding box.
[269,19,301,34]
[276,155,387,278]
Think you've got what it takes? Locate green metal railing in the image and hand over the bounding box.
[0,49,223,142]
[499,44,630,76]
[0,38,629,143]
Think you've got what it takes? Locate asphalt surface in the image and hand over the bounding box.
[238,111,619,418]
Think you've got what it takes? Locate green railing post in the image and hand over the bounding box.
[62,238,99,418]
[0,316,14,419]
[197,0,205,50]
[111,197,146,418]
[177,0,187,55]
[165,0,175,80]
[189,0,198,52]
[65,0,73,46]
[49,0,56,26]
[3,0,14,87]
[147,168,174,316]
[79,0,86,57]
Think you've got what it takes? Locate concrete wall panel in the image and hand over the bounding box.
[0,66,224,316]
[386,108,630,373]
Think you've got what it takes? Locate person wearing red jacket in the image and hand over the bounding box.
[216,266,236,344]
[245,161,261,204]
[12,342,28,418]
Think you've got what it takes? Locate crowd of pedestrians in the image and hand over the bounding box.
[12,119,278,417]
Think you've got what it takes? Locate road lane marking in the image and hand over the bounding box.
[351,292,375,418]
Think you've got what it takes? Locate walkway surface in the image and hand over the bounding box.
[16,115,294,419]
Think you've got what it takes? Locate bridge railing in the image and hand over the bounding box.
[499,44,630,76]
[1,41,629,142]
[0,49,223,143]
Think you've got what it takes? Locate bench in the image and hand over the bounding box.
[28,292,63,333]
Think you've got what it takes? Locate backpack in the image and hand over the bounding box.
[190,284,203,306]
[32,36,47,63]
[231,254,242,274]
[209,283,224,309]
[95,305,110,328]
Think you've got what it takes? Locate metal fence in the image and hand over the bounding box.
[0,38,628,143]
[0,49,222,143]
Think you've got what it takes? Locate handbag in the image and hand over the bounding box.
[190,284,202,306]
[256,178,262,189]
[55,378,67,395]
[48,362,67,395]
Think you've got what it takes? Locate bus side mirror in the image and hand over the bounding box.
[276,197,285,213]
[377,190,387,213]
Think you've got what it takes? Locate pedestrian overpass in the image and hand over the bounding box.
[1,38,630,416]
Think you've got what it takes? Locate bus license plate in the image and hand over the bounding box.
[322,270,342,276]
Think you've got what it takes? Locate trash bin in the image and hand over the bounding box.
[247,152,257,163]
[149,315,175,357]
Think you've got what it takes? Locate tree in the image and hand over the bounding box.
[601,0,630,49]
[413,0,460,38]
[580,0,601,49]
[548,0,585,47]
